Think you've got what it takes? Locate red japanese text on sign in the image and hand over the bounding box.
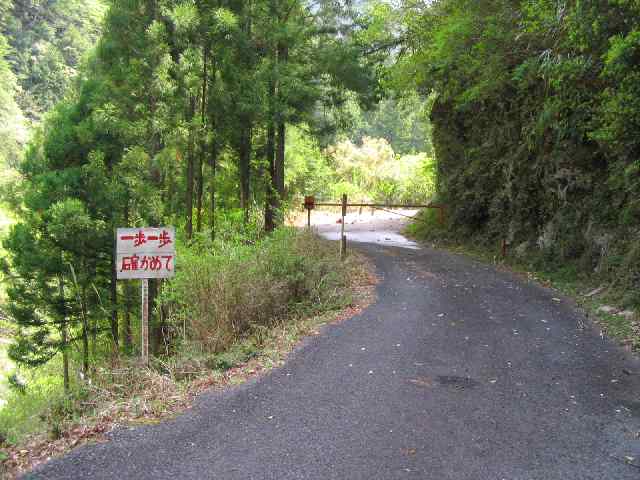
[119,229,173,249]
[120,255,173,273]
[116,227,176,279]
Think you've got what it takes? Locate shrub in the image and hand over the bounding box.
[161,228,349,354]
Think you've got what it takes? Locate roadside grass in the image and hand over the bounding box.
[161,228,357,354]
[0,228,376,478]
[0,360,68,444]
[406,209,639,349]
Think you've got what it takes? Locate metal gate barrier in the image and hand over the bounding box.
[302,194,445,259]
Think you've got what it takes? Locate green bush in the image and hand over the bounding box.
[161,228,350,354]
[0,359,86,444]
[404,206,447,241]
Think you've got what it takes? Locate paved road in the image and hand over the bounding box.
[29,221,640,479]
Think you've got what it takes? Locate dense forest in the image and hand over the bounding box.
[0,0,434,451]
[0,0,430,365]
[404,0,640,308]
[0,0,105,166]
[1,0,640,465]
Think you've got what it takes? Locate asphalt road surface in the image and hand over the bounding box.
[29,214,640,479]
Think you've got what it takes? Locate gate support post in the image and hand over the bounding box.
[340,194,347,260]
[304,196,315,229]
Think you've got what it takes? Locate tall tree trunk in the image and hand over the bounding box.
[68,263,89,375]
[196,152,204,233]
[124,282,132,351]
[110,228,119,352]
[80,290,89,376]
[123,198,132,350]
[207,55,218,241]
[196,47,208,233]
[275,42,288,202]
[238,0,253,225]
[149,279,160,355]
[186,96,196,240]
[58,275,69,393]
[86,285,96,365]
[69,263,89,378]
[265,120,276,232]
[209,141,218,240]
[238,122,252,224]
[276,121,285,199]
[268,39,288,230]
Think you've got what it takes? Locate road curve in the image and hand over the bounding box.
[28,225,640,479]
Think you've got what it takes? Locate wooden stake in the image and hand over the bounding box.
[141,279,149,365]
[340,194,347,260]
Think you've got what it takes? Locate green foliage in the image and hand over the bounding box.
[0,31,25,170]
[0,358,76,444]
[0,0,416,451]
[161,228,349,354]
[284,124,333,197]
[206,343,258,371]
[1,0,106,121]
[397,0,640,297]
[405,206,446,241]
[0,229,365,448]
[318,91,433,155]
[389,0,640,349]
[284,122,436,203]
[326,137,435,203]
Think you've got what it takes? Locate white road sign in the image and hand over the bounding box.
[116,227,176,279]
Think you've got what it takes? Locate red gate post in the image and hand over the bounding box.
[304,195,315,228]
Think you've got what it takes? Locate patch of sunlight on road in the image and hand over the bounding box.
[314,209,421,250]
[320,229,420,249]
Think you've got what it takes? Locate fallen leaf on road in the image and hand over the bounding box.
[409,377,432,387]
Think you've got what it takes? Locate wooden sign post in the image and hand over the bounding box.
[116,227,176,365]
[141,279,149,363]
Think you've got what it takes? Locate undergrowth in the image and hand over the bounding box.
[161,227,354,353]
